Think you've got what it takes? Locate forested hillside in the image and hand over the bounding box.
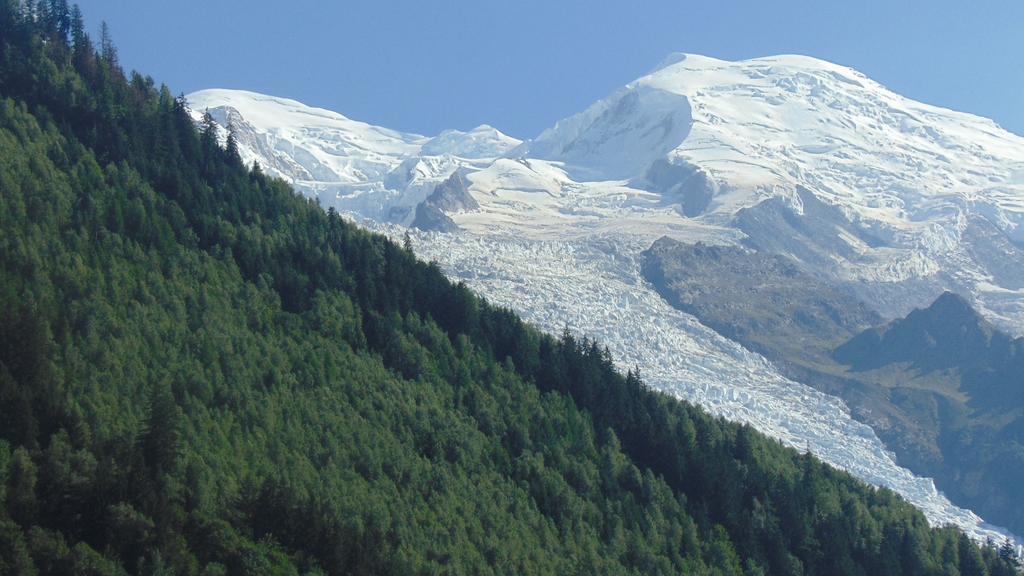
[0,3,1019,574]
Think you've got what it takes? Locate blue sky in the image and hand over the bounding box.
[76,0,1023,139]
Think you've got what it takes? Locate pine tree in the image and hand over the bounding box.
[999,538,1019,568]
[0,0,19,35]
[139,383,181,477]
[32,0,49,28]
[225,122,240,163]
[7,447,37,525]
[199,109,220,165]
[49,0,67,38]
[99,20,117,66]
[69,3,93,70]
[403,231,413,253]
[69,3,84,47]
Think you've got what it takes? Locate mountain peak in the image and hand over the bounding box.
[926,291,981,320]
[524,48,1024,196]
[421,124,521,159]
[904,291,992,338]
[648,52,689,74]
[638,52,869,88]
[835,291,1006,372]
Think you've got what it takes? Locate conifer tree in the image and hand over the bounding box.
[49,0,67,38]
[225,121,240,163]
[99,20,116,65]
[199,109,220,166]
[68,3,83,47]
[140,383,181,477]
[999,538,1019,568]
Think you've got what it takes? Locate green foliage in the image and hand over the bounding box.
[0,3,1019,575]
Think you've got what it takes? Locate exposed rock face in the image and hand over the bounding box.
[641,159,717,217]
[734,187,886,272]
[642,236,880,359]
[836,292,1024,403]
[424,171,479,213]
[411,204,458,232]
[410,171,478,232]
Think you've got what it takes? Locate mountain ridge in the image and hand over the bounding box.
[832,292,1024,532]
[835,291,1011,372]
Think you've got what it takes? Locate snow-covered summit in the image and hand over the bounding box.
[523,52,1024,217]
[508,53,1024,328]
[187,88,426,187]
[186,89,524,224]
[422,124,521,158]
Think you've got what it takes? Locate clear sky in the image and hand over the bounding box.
[76,0,1023,139]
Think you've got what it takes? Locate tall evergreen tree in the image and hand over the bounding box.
[98,19,116,65]
[140,383,181,478]
[999,538,1019,568]
[68,3,83,45]
[224,121,240,164]
[49,0,67,37]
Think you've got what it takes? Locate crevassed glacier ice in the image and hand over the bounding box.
[392,225,1019,546]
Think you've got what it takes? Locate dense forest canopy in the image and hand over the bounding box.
[0,2,1020,574]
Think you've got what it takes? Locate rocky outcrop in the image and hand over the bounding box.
[410,171,478,232]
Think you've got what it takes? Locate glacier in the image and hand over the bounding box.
[187,52,1024,546]
[386,226,1018,547]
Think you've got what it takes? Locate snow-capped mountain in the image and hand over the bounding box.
[421,124,521,159]
[187,89,519,224]
[515,53,1024,328]
[187,53,1024,545]
[191,54,1024,332]
[188,89,426,184]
